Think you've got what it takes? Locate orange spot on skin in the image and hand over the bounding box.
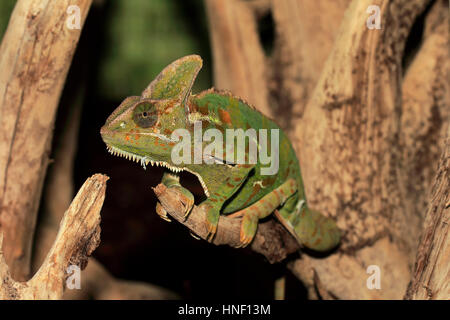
[242,185,261,207]
[218,108,232,125]
[135,134,140,140]
[234,177,241,182]
[125,135,130,141]
[252,206,260,215]
[226,183,234,188]
[274,191,281,203]
[163,128,172,135]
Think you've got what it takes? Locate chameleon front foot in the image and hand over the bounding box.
[161,172,194,218]
[177,186,195,218]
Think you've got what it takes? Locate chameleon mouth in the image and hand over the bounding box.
[105,144,210,196]
[106,144,182,172]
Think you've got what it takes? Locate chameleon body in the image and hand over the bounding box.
[100,55,340,251]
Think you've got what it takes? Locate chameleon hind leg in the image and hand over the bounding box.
[275,197,340,252]
[228,178,297,247]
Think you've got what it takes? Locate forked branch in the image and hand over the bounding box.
[0,174,107,300]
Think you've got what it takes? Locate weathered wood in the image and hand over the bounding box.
[0,174,107,300]
[206,0,447,300]
[400,0,449,238]
[295,0,431,299]
[0,0,93,280]
[205,0,273,119]
[405,127,449,300]
[271,0,350,133]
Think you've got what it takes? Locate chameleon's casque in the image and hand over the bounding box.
[100,55,340,251]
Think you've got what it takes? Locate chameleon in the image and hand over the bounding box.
[100,55,340,251]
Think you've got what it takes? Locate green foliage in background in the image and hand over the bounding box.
[0,0,16,38]
[98,0,212,100]
[0,0,212,101]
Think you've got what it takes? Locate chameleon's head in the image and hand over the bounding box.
[100,55,202,170]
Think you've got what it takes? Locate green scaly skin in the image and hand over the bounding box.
[100,55,340,251]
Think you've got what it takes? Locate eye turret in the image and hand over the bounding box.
[133,101,158,128]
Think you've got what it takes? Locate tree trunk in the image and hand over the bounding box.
[0,0,93,281]
[203,0,449,299]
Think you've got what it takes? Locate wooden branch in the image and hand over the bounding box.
[405,127,449,300]
[0,174,107,300]
[200,0,448,300]
[0,0,93,281]
[205,0,273,119]
[400,0,449,229]
[271,0,350,132]
[153,184,300,263]
[293,0,431,299]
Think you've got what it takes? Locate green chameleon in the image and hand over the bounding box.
[100,55,340,251]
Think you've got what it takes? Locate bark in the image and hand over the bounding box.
[205,0,273,119]
[400,0,449,235]
[405,127,449,300]
[271,0,351,133]
[0,0,93,281]
[0,174,107,300]
[297,0,432,299]
[153,184,300,263]
[204,0,449,299]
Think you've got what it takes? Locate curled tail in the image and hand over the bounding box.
[275,203,340,252]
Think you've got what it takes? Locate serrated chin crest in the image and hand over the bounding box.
[105,144,210,196]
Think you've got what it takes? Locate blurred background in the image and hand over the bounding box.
[0,0,305,299]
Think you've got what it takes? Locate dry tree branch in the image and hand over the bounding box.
[405,127,450,300]
[400,0,449,231]
[205,0,273,119]
[271,0,350,133]
[0,0,93,281]
[153,184,300,263]
[201,0,445,300]
[0,174,107,300]
[292,0,432,299]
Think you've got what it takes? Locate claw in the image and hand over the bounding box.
[238,218,256,248]
[205,221,217,242]
[169,186,194,219]
[189,231,201,240]
[156,202,172,222]
[181,196,194,219]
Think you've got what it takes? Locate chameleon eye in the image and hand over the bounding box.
[133,101,158,128]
